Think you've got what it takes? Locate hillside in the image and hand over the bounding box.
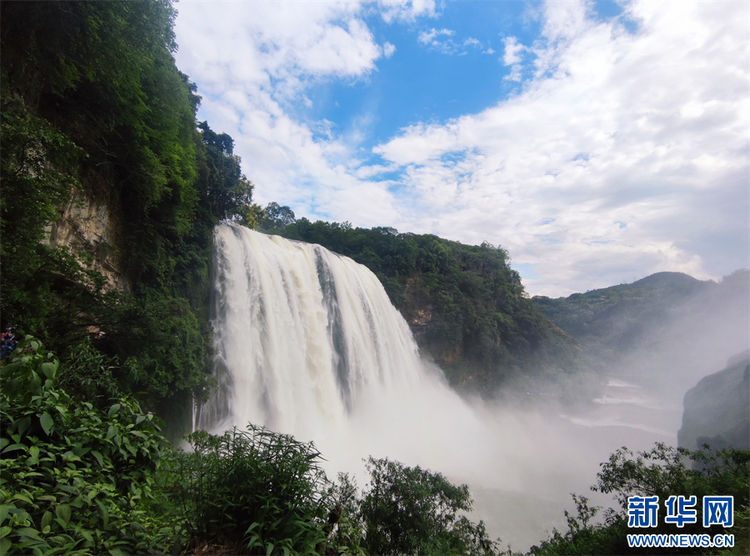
[532,270,750,392]
[532,272,708,356]
[0,1,261,425]
[678,350,750,451]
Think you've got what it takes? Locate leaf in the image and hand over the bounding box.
[16,526,42,540]
[0,505,12,525]
[41,511,53,530]
[108,403,121,417]
[40,412,54,436]
[96,500,109,529]
[41,360,58,380]
[56,504,71,526]
[0,526,10,539]
[17,416,31,435]
[91,450,104,468]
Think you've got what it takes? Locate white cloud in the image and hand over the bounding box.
[374,0,749,295]
[376,0,437,23]
[502,36,525,65]
[418,27,454,46]
[174,0,404,226]
[175,0,748,297]
[417,28,485,55]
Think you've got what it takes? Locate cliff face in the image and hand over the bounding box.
[678,350,750,451]
[44,188,130,293]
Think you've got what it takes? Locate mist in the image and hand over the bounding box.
[202,225,748,552]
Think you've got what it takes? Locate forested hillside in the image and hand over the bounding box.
[259,213,587,394]
[0,0,260,423]
[532,270,750,387]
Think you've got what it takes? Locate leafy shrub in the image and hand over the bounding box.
[0,337,186,555]
[179,426,331,555]
[529,443,750,555]
[360,457,499,556]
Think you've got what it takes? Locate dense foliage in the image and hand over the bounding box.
[0,1,262,423]
[360,457,498,556]
[260,214,585,394]
[178,426,330,554]
[0,339,501,555]
[3,340,745,555]
[528,443,749,555]
[0,338,185,555]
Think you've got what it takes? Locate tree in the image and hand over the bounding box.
[259,201,297,231]
[529,443,750,555]
[197,121,259,224]
[360,457,498,556]
[178,426,331,554]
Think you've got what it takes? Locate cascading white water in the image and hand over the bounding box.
[198,223,492,475]
[198,223,688,550]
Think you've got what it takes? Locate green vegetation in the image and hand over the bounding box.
[4,339,744,555]
[1,339,499,555]
[259,213,585,395]
[0,338,185,555]
[179,426,330,554]
[360,457,498,556]
[0,1,263,425]
[531,272,707,359]
[528,443,749,555]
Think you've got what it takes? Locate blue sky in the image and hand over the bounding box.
[174,0,749,296]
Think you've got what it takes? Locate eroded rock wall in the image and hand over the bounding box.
[44,188,130,293]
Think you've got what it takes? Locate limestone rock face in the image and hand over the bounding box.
[678,350,750,451]
[45,188,130,293]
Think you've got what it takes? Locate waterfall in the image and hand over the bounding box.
[197,223,679,550]
[198,223,490,474]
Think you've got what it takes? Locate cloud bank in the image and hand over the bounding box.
[174,0,748,296]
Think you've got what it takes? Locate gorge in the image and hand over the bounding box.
[197,224,734,550]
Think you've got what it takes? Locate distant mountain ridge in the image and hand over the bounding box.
[532,270,750,393]
[532,271,712,355]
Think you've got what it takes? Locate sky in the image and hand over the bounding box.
[173,0,749,297]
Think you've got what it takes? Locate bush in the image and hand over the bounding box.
[0,337,186,555]
[529,443,750,555]
[178,426,331,555]
[360,457,499,556]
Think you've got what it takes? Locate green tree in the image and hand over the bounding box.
[178,426,331,555]
[360,457,499,556]
[529,443,750,555]
[0,0,268,419]
[259,202,297,231]
[196,121,259,224]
